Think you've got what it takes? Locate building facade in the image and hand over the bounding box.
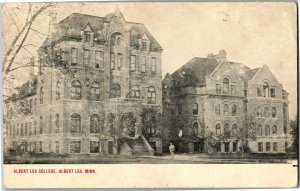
[162,50,291,153]
[4,9,163,155]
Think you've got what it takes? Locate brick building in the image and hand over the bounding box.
[4,9,163,155]
[162,50,291,153]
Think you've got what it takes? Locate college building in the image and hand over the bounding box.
[162,50,291,153]
[4,9,163,155]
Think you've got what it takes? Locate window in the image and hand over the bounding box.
[264,107,269,118]
[90,114,100,133]
[55,114,59,133]
[265,125,270,136]
[90,82,100,101]
[28,122,31,136]
[151,57,156,73]
[71,80,81,100]
[272,107,276,118]
[222,78,229,94]
[232,105,237,116]
[40,87,43,104]
[257,125,263,136]
[117,53,122,69]
[224,104,229,116]
[270,88,275,98]
[263,82,269,97]
[215,104,220,115]
[21,124,24,136]
[232,124,237,136]
[84,32,91,42]
[39,116,43,134]
[284,125,287,134]
[224,142,230,152]
[178,103,182,115]
[55,141,59,153]
[70,141,81,153]
[25,123,28,136]
[71,48,77,65]
[266,142,270,152]
[130,55,136,71]
[233,141,238,152]
[111,83,121,98]
[17,124,19,136]
[71,113,81,133]
[116,37,121,45]
[56,81,60,100]
[231,85,236,95]
[142,41,147,50]
[285,142,288,151]
[224,123,230,137]
[34,121,36,135]
[130,86,140,98]
[39,141,43,152]
[215,123,221,135]
[95,51,103,69]
[141,56,146,73]
[193,103,198,115]
[83,49,90,66]
[257,87,262,97]
[273,142,278,152]
[147,86,156,104]
[110,53,115,70]
[90,141,100,153]
[256,106,262,117]
[272,125,277,135]
[193,122,198,136]
[258,142,263,152]
[216,84,221,94]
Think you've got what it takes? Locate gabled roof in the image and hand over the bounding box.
[171,57,220,87]
[44,12,162,51]
[245,68,260,81]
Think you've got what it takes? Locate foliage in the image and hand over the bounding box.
[287,117,298,153]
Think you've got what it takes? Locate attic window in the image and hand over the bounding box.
[84,32,91,42]
[142,41,147,50]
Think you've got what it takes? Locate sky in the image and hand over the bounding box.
[3,2,297,119]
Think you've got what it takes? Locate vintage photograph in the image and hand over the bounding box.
[2,2,297,166]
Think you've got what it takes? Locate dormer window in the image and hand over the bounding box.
[84,32,91,42]
[142,41,147,51]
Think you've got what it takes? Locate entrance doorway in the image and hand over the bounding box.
[149,142,156,152]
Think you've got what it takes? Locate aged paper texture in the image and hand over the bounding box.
[2,2,298,188]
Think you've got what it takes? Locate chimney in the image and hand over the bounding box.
[207,50,227,63]
[48,10,57,38]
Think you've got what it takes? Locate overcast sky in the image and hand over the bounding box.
[3,2,297,119]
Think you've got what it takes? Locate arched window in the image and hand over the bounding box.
[90,82,100,100]
[40,87,43,104]
[264,107,269,118]
[265,125,270,136]
[39,116,43,134]
[272,125,277,135]
[224,104,229,116]
[215,123,221,135]
[224,123,230,137]
[56,81,60,100]
[193,122,198,136]
[257,125,263,136]
[71,113,81,133]
[111,83,121,98]
[130,86,140,98]
[272,107,277,118]
[215,104,220,115]
[55,114,59,133]
[232,124,237,136]
[257,106,262,117]
[193,103,198,115]
[90,114,100,133]
[147,86,156,104]
[232,105,237,116]
[178,103,182,115]
[263,82,269,97]
[71,81,81,100]
[222,78,229,94]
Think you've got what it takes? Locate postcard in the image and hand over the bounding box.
[2,2,298,188]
